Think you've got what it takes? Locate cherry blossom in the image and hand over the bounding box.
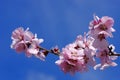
[10,15,120,74]
[89,15,115,40]
[92,38,108,51]
[55,43,87,74]
[94,45,118,70]
[11,27,44,59]
[11,27,29,54]
[55,34,96,74]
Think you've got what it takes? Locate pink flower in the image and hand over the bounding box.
[94,45,118,70]
[11,27,44,59]
[76,34,96,66]
[55,34,96,74]
[27,35,44,59]
[55,44,87,74]
[12,41,27,53]
[88,15,118,70]
[27,34,44,55]
[11,27,25,40]
[92,38,108,51]
[11,27,29,54]
[76,34,96,55]
[89,15,115,40]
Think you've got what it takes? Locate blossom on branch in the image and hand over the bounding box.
[10,15,120,74]
[88,15,118,70]
[55,34,96,74]
[94,45,118,70]
[11,27,44,60]
[89,15,115,39]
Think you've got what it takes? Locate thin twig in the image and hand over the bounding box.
[39,47,60,56]
[109,53,120,56]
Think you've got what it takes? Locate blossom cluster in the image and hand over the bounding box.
[55,34,96,74]
[11,27,46,60]
[89,15,117,70]
[11,15,118,74]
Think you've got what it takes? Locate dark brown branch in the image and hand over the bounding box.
[108,46,120,56]
[39,47,60,56]
[109,53,120,56]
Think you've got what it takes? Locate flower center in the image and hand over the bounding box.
[99,24,107,30]
[83,55,89,63]
[98,34,105,41]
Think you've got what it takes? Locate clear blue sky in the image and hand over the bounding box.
[0,0,120,80]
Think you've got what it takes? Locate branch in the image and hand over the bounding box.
[109,53,120,56]
[39,46,60,56]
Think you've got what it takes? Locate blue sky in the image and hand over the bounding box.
[0,0,120,80]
